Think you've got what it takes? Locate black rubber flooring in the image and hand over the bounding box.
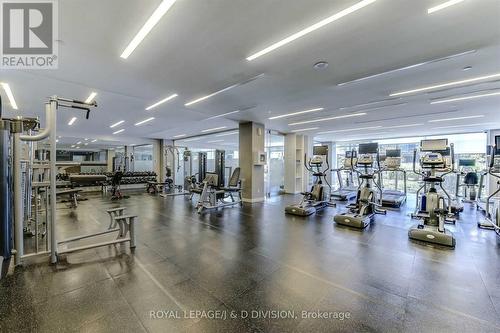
[1,192,499,332]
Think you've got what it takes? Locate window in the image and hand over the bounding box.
[133,145,153,172]
[333,132,487,195]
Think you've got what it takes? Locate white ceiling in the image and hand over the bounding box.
[2,0,500,148]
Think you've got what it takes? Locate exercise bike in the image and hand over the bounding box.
[477,144,500,235]
[334,143,386,228]
[409,139,456,247]
[285,145,334,216]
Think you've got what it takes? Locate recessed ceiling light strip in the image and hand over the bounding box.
[246,0,377,61]
[205,110,240,120]
[317,126,382,134]
[85,92,97,103]
[113,129,125,134]
[339,97,403,110]
[428,0,465,14]
[135,117,155,126]
[430,91,500,104]
[269,108,324,120]
[288,113,366,126]
[215,131,239,137]
[428,115,484,122]
[291,127,319,133]
[110,120,125,128]
[201,126,227,133]
[68,117,77,126]
[185,74,264,106]
[432,122,491,129]
[337,50,476,87]
[0,82,18,110]
[120,0,177,59]
[173,134,186,138]
[390,73,500,97]
[146,93,178,110]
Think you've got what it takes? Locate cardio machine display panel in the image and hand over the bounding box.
[385,149,401,158]
[358,143,378,155]
[313,145,328,156]
[421,139,448,152]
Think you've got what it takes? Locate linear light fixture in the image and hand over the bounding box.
[91,139,97,143]
[120,0,177,59]
[317,125,382,134]
[215,131,239,137]
[68,117,77,126]
[288,113,366,126]
[76,141,82,145]
[430,91,500,104]
[146,93,178,110]
[432,122,490,130]
[246,0,377,61]
[201,126,227,133]
[205,110,240,120]
[390,73,500,97]
[84,143,88,146]
[110,120,125,128]
[347,102,408,113]
[269,108,324,120]
[113,129,125,134]
[0,82,18,110]
[389,123,424,128]
[173,134,186,138]
[183,137,201,142]
[428,115,484,123]
[428,0,465,14]
[135,117,155,126]
[207,140,224,143]
[291,127,319,132]
[337,50,476,86]
[185,74,264,106]
[339,98,402,110]
[71,145,75,148]
[85,92,97,104]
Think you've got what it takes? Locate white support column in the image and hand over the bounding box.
[13,134,23,266]
[49,99,57,264]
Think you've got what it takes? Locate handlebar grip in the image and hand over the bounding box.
[490,145,496,168]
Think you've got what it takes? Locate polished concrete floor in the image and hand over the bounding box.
[1,191,500,332]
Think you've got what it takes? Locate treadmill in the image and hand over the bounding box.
[380,149,407,208]
[331,150,358,201]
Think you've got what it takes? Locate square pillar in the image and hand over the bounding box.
[239,122,265,203]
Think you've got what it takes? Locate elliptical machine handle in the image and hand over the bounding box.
[412,148,418,175]
[450,143,455,172]
[490,145,496,169]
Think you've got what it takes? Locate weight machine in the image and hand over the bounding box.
[1,96,137,268]
[476,143,500,235]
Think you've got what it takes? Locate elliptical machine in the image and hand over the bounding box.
[409,139,456,247]
[334,143,386,228]
[285,145,334,216]
[476,144,500,235]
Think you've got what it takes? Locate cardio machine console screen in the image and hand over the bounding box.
[421,139,448,152]
[385,149,401,158]
[422,153,444,165]
[358,143,378,155]
[313,145,328,156]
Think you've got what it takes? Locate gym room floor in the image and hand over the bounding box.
[1,193,499,333]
